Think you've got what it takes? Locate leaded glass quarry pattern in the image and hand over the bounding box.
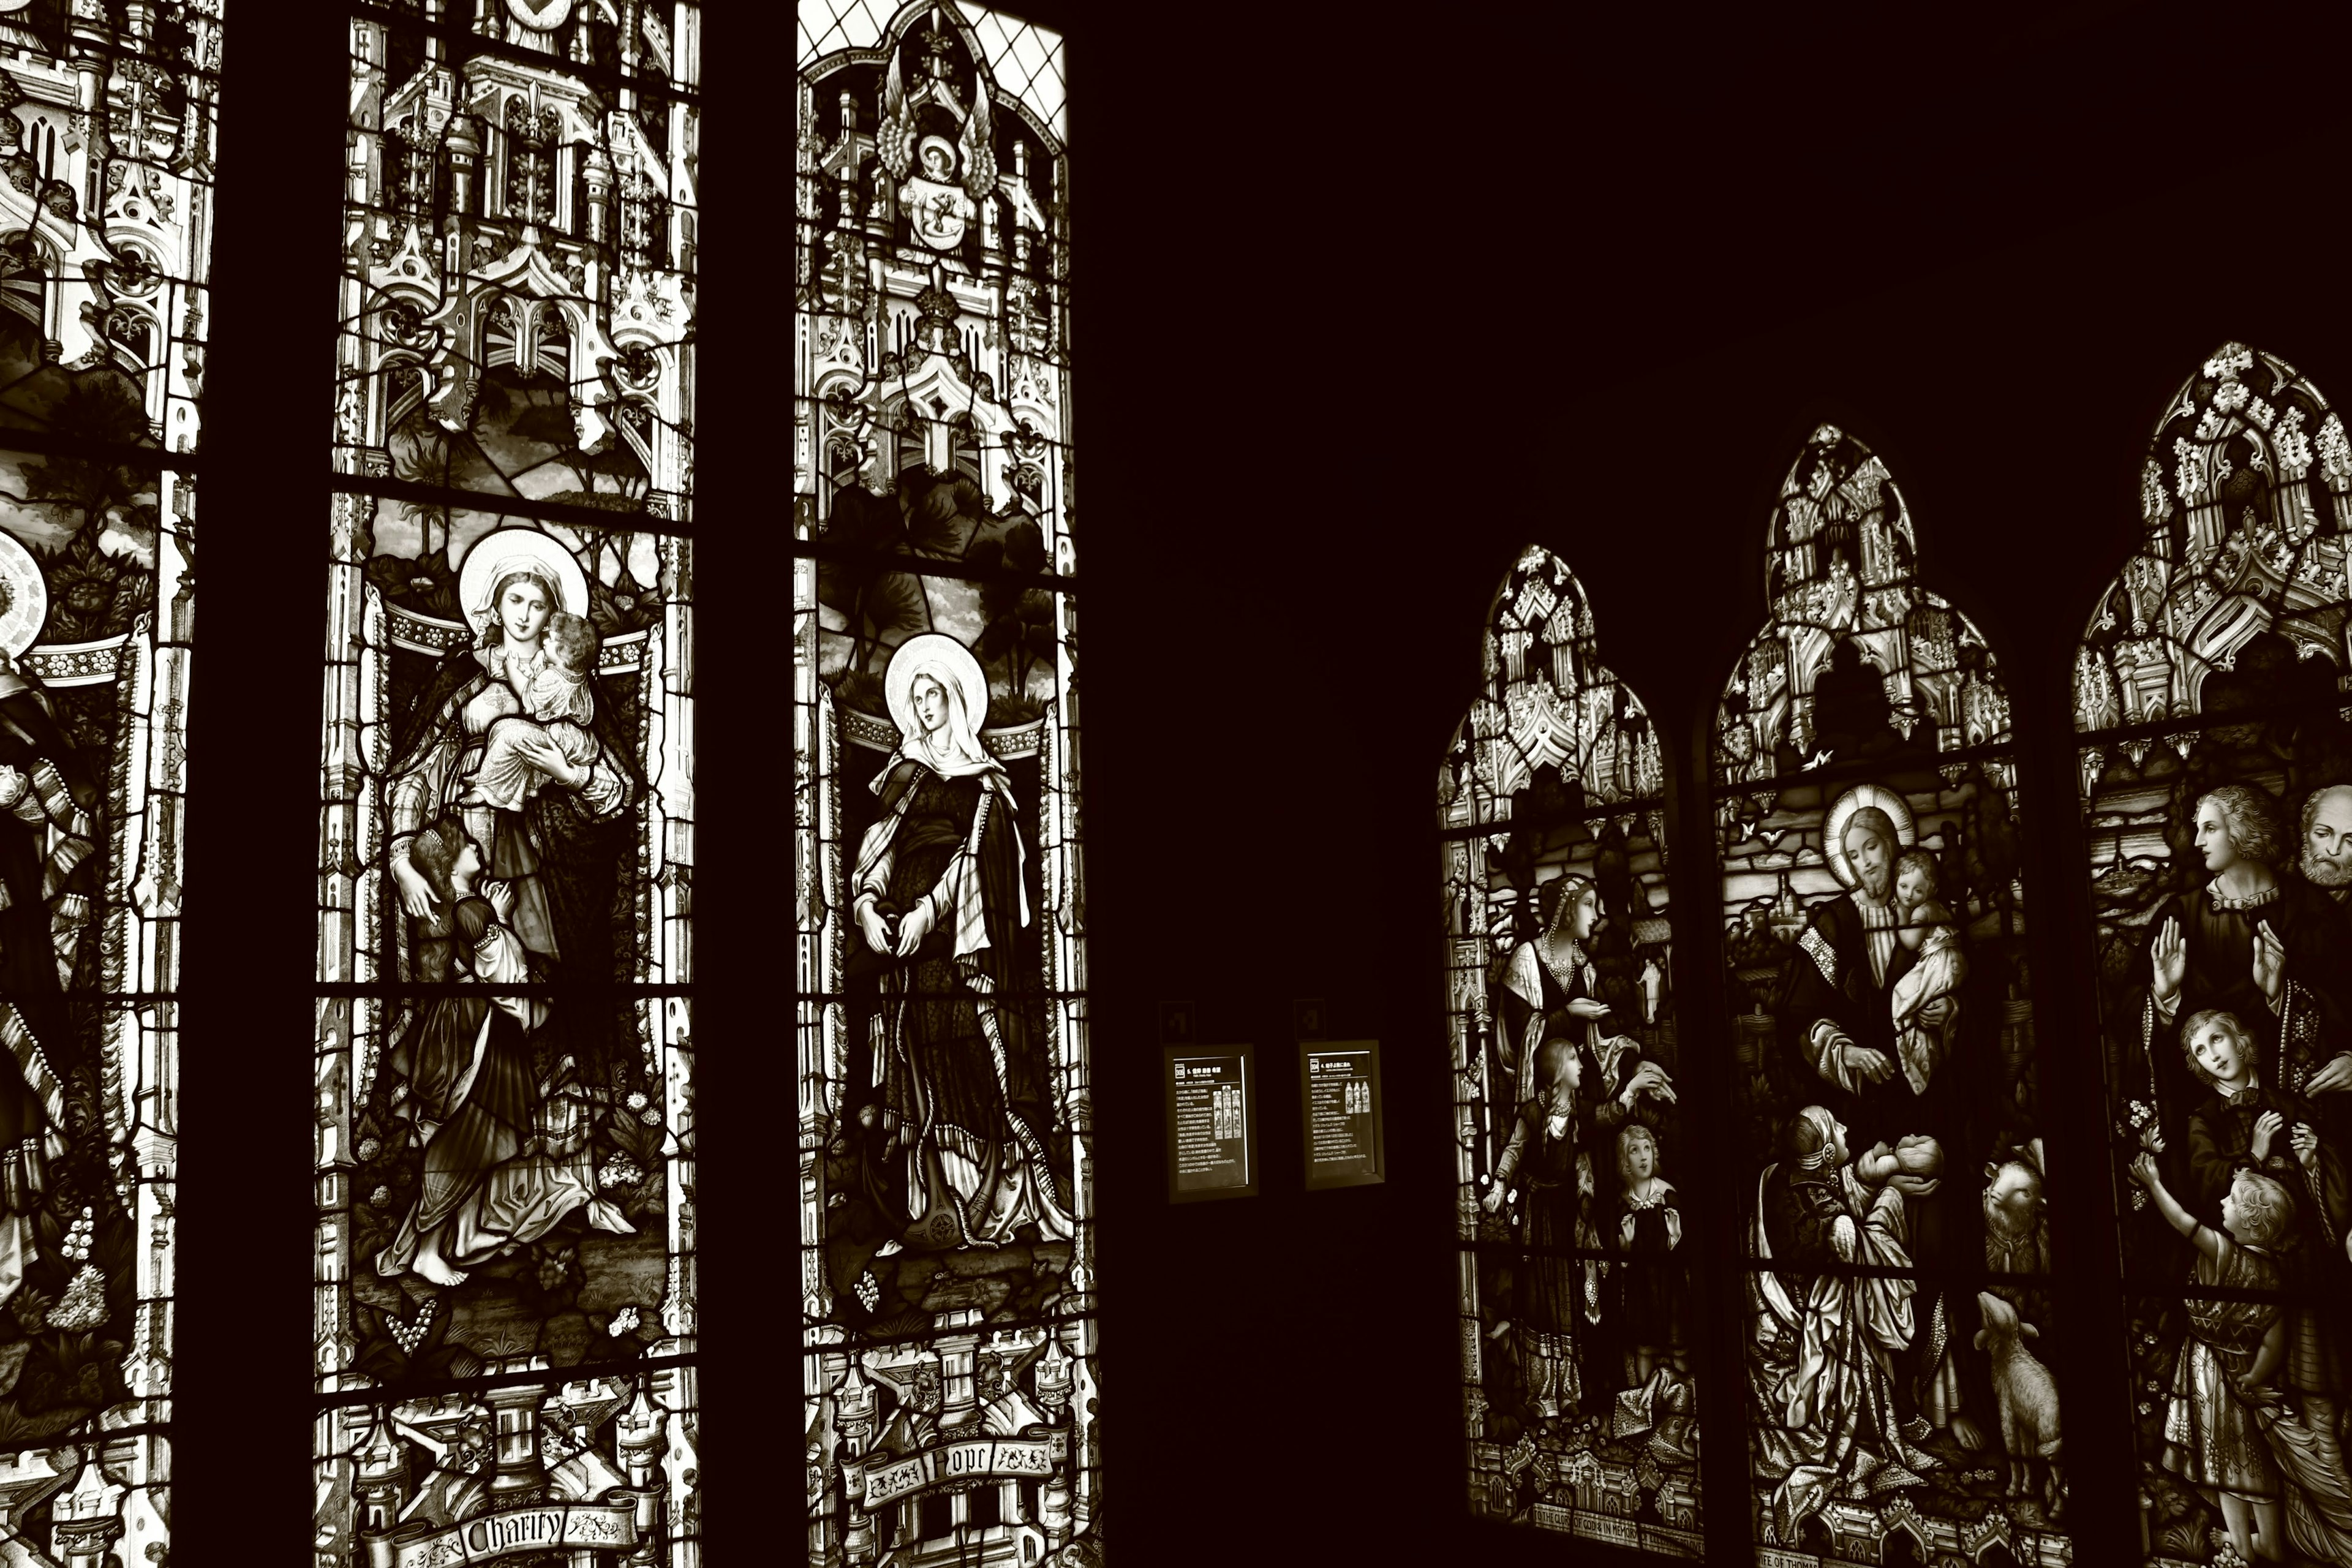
[797,6,1095,1564]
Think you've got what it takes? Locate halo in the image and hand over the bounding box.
[1823,783,1915,890]
[883,633,990,744]
[916,134,958,176]
[0,530,45,660]
[456,528,589,636]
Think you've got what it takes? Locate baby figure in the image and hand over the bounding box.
[1888,848,1966,1095]
[461,610,600,846]
[2130,1150,2294,1563]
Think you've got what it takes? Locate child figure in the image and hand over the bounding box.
[1615,1122,1683,1382]
[1888,848,1966,1096]
[2179,1008,2351,1490]
[1484,1038,1588,1421]
[2131,1150,2293,1562]
[460,610,601,847]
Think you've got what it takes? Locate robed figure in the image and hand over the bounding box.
[2136,785,2352,1185]
[1779,785,1991,1443]
[1748,1106,1940,1542]
[382,530,643,1063]
[851,634,1071,1251]
[0,644,98,1308]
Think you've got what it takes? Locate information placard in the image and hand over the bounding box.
[1164,1044,1257,1202]
[1300,1039,1384,1189]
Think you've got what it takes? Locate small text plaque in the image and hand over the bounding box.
[1300,1039,1384,1189]
[1164,1044,1257,1202]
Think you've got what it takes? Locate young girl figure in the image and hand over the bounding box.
[1888,848,1965,1096]
[2130,1148,2294,1562]
[1484,1038,1588,1421]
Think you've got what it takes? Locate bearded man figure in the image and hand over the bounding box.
[2301,784,2352,907]
[2140,786,2352,1149]
[2292,783,2352,1105]
[1780,785,1996,1450]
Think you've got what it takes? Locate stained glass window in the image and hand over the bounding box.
[0,6,222,1561]
[2076,344,2352,1567]
[312,7,699,1561]
[1442,546,1695,1551]
[1714,426,2065,1561]
[796,5,1093,1562]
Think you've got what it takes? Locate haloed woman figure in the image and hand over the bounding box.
[853,633,1071,1252]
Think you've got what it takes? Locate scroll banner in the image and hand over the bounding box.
[860,1437,1057,1508]
[376,1502,639,1568]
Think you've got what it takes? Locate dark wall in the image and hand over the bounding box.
[1063,2,2352,1561]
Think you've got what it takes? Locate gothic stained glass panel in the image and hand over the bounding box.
[1439,546,1697,1556]
[1714,427,2067,1563]
[336,2,700,524]
[0,6,220,1562]
[2075,344,2352,1568]
[796,7,1095,1565]
[314,9,698,1562]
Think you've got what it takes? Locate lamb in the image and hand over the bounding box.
[1981,1146,2050,1276]
[1974,1290,2062,1513]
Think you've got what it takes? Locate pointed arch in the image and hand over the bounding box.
[1714,426,2065,1555]
[1442,544,1697,1551]
[796,7,1091,1563]
[2074,344,2352,1564]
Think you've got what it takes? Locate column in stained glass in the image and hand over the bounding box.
[1714,426,2067,1563]
[314,7,699,1562]
[796,7,1095,1564]
[1441,546,1695,1555]
[2075,344,2352,1567]
[0,6,219,1561]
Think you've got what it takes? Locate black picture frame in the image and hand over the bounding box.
[1163,1043,1258,1203]
[1299,1039,1385,1190]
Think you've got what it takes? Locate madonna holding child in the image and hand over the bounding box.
[381,530,641,1023]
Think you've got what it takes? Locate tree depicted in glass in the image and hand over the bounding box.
[1441,545,1695,1553]
[2076,344,2352,1567]
[1716,426,2065,1563]
[796,6,1093,1565]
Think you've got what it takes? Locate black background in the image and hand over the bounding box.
[157,2,2352,1564]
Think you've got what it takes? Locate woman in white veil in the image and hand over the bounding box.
[851,633,1072,1250]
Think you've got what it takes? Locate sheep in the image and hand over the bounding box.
[1974,1289,2062,1514]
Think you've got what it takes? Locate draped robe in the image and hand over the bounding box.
[1749,1161,1937,1540]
